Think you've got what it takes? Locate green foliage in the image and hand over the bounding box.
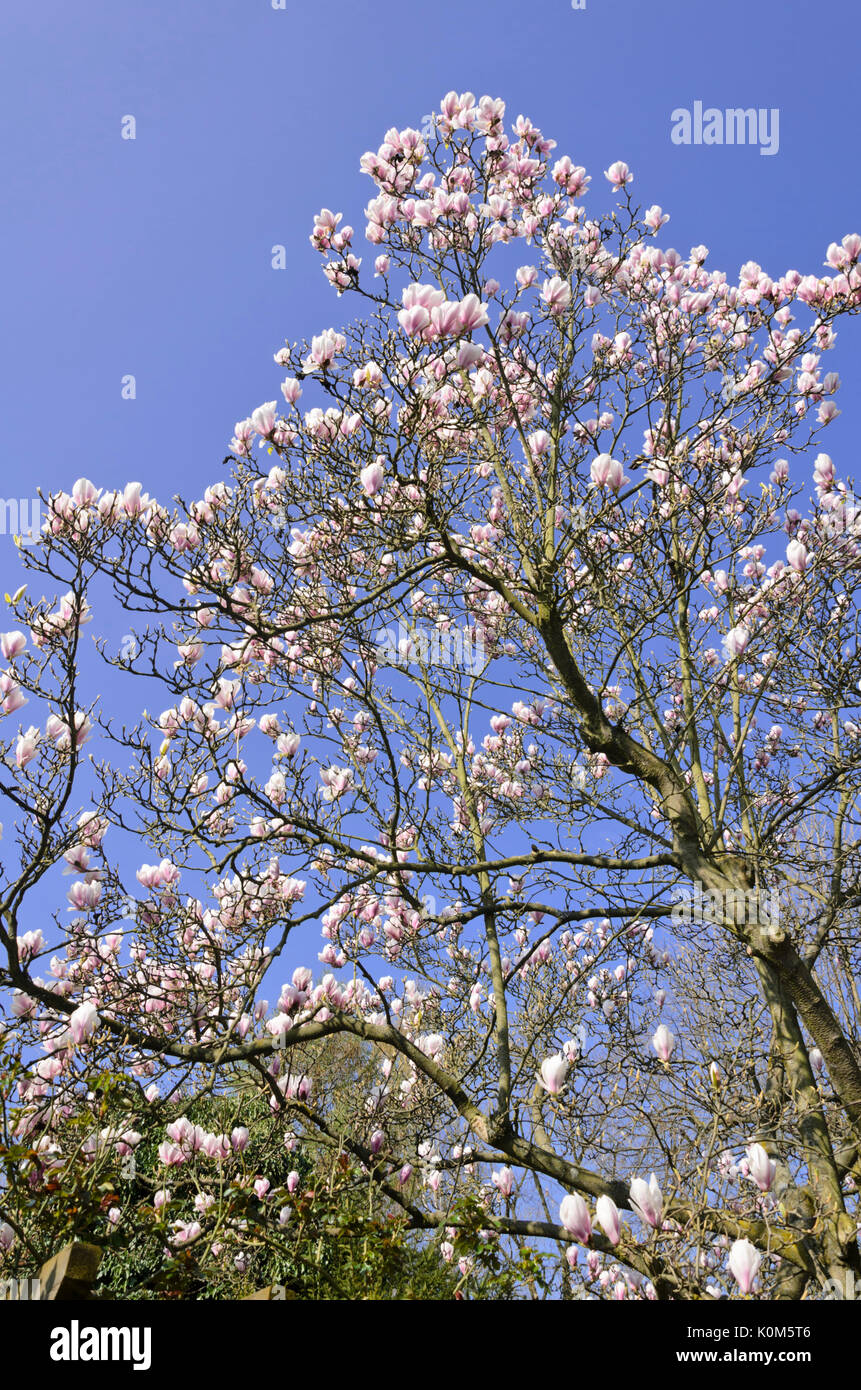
[1,1058,460,1300]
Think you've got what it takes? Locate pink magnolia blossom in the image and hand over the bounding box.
[492,1166,514,1198]
[644,204,669,231]
[11,991,35,1018]
[68,1001,100,1045]
[67,879,102,911]
[1,681,27,715]
[36,1056,64,1081]
[157,1142,186,1167]
[122,482,150,518]
[398,305,431,336]
[360,459,385,496]
[813,453,834,490]
[0,631,26,661]
[728,1237,761,1294]
[453,293,489,333]
[541,276,572,315]
[723,625,751,660]
[652,1023,675,1062]
[590,453,624,491]
[280,376,302,405]
[72,477,101,507]
[16,928,45,962]
[595,1194,621,1245]
[559,1193,592,1243]
[537,1053,569,1095]
[745,1142,777,1192]
[629,1174,663,1228]
[251,402,277,437]
[170,1221,202,1246]
[302,328,346,372]
[15,726,40,769]
[604,161,633,188]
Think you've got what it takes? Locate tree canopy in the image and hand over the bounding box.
[2,90,861,1300]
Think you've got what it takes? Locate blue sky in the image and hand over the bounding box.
[2,0,859,597]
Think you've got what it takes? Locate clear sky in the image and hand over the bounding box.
[1,0,859,600]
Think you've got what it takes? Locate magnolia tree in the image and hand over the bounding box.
[3,90,861,1301]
